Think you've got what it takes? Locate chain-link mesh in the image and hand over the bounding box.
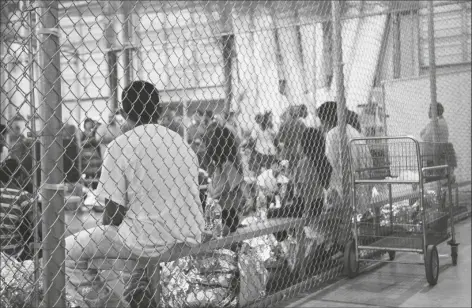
[0,0,470,307]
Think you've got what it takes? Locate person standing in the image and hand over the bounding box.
[160,107,185,138]
[247,112,278,175]
[294,127,332,218]
[420,103,449,143]
[275,106,307,174]
[187,109,213,170]
[8,116,36,193]
[81,118,98,145]
[317,101,373,213]
[419,102,454,195]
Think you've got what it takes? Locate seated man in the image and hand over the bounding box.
[0,158,37,261]
[65,81,205,308]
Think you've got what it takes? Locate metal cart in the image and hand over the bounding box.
[344,136,459,286]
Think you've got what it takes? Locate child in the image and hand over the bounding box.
[0,158,37,261]
[205,125,246,234]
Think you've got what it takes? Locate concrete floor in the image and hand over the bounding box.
[284,218,471,308]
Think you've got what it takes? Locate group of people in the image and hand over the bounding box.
[0,75,453,307]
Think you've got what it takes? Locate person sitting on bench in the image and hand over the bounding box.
[0,158,38,261]
[65,81,205,308]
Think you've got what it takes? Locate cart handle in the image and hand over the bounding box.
[349,135,419,143]
[422,165,450,172]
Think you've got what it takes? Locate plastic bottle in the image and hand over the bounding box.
[212,200,223,238]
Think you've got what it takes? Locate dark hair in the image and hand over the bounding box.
[347,110,362,133]
[256,112,272,131]
[299,104,308,119]
[205,110,213,119]
[317,101,338,126]
[196,109,205,117]
[0,158,27,188]
[84,118,94,127]
[121,81,161,124]
[12,115,26,123]
[0,124,6,137]
[204,124,241,171]
[432,103,444,117]
[63,124,77,139]
[300,127,332,189]
[0,124,5,156]
[318,101,362,132]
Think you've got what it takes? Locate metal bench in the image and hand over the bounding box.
[71,246,189,306]
[69,217,308,306]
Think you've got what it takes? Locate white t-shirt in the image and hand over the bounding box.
[257,169,289,194]
[257,169,278,193]
[326,125,373,213]
[95,124,205,257]
[251,126,277,156]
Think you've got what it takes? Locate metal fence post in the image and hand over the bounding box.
[427,0,439,145]
[37,1,66,307]
[0,2,12,126]
[27,1,40,307]
[74,55,83,177]
[122,0,134,87]
[105,1,118,113]
[332,0,350,210]
[0,49,7,126]
[221,3,234,116]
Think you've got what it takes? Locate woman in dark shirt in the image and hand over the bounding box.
[294,127,332,218]
[204,124,247,234]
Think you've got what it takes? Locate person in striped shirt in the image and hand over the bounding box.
[0,158,36,260]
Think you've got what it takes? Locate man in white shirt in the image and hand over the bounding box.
[420,103,449,144]
[317,101,373,213]
[420,103,450,166]
[65,81,205,307]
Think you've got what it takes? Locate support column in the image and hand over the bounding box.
[104,1,118,113]
[427,0,439,145]
[392,13,401,79]
[275,9,307,107]
[253,6,284,125]
[220,2,234,117]
[233,7,258,132]
[38,1,66,307]
[122,0,134,87]
[332,1,350,210]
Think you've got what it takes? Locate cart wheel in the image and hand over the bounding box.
[425,245,439,286]
[451,245,458,266]
[388,251,396,261]
[344,240,359,279]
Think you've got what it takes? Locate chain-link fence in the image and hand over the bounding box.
[0,0,470,307]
